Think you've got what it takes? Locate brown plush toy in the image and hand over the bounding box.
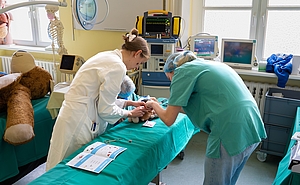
[0,50,52,145]
[128,97,159,123]
[128,110,157,123]
[128,108,158,123]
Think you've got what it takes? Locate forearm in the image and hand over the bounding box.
[150,102,180,126]
[151,102,167,121]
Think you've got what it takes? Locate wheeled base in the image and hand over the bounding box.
[256,151,267,162]
[177,151,185,160]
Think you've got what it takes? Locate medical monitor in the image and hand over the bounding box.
[190,35,218,60]
[60,54,85,74]
[221,38,258,70]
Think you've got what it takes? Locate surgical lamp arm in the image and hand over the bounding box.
[0,1,67,14]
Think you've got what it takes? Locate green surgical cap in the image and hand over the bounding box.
[163,51,197,73]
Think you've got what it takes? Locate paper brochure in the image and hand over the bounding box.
[66,141,127,173]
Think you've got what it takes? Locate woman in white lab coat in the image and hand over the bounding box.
[46,28,150,171]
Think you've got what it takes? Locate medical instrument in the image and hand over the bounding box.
[189,34,219,60]
[104,138,122,144]
[136,10,181,39]
[104,137,134,144]
[138,95,151,102]
[59,54,85,74]
[72,0,109,30]
[221,38,258,70]
[142,38,177,72]
[160,98,168,107]
[104,138,132,144]
[140,39,177,97]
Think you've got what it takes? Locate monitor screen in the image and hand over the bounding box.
[221,38,257,69]
[145,17,168,33]
[151,44,163,55]
[59,55,85,74]
[190,35,218,59]
[60,55,75,70]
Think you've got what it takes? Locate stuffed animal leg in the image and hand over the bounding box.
[1,51,52,145]
[4,83,35,145]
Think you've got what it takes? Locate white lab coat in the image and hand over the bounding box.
[46,49,130,171]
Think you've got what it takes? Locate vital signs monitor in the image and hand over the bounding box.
[189,35,219,60]
[221,38,258,70]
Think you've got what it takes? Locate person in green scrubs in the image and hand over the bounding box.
[145,51,267,185]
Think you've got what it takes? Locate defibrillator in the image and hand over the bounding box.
[135,10,181,39]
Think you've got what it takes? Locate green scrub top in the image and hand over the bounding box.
[168,59,267,158]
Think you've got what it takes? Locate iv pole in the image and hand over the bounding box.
[0,0,67,14]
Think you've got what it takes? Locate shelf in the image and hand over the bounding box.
[234,68,300,81]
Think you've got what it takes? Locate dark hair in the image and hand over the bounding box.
[122,28,150,59]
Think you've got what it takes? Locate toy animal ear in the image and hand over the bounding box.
[11,50,36,73]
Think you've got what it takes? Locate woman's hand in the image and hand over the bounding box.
[129,106,147,117]
[145,100,156,110]
[150,97,159,103]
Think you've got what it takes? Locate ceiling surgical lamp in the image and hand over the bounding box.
[72,0,109,30]
[0,0,67,14]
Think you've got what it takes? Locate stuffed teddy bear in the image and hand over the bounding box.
[128,108,157,123]
[0,50,52,145]
[127,96,158,123]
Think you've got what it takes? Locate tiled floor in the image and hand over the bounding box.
[13,132,281,185]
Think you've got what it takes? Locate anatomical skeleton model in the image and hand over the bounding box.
[45,5,67,56]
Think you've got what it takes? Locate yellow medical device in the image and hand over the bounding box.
[136,10,181,39]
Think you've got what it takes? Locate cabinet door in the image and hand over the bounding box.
[141,85,170,98]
